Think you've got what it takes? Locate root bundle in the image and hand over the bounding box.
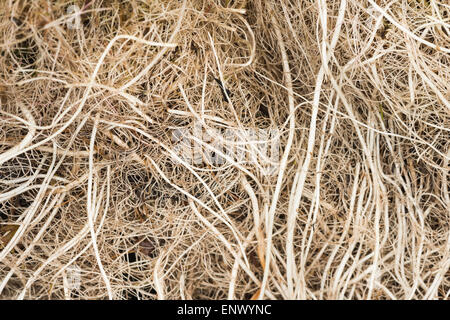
[0,0,449,299]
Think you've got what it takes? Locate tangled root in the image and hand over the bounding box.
[0,0,449,299]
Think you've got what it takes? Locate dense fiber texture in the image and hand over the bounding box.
[0,0,449,299]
